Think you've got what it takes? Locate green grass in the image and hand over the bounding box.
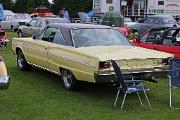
[0,32,180,120]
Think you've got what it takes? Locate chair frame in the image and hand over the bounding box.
[111,60,151,110]
[168,58,180,109]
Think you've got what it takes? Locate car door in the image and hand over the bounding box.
[46,28,66,73]
[0,15,13,29]
[134,29,163,50]
[23,28,57,69]
[33,19,43,36]
[154,30,180,58]
[23,19,37,37]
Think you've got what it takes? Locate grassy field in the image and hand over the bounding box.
[0,32,180,120]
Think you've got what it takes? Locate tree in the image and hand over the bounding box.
[51,0,92,18]
[13,0,49,13]
[0,0,13,10]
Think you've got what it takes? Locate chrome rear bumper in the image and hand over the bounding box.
[94,68,168,83]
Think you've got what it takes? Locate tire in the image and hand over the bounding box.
[62,69,78,91]
[18,30,23,38]
[17,50,31,71]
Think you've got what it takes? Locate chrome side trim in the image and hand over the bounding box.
[49,52,96,68]
[27,62,59,75]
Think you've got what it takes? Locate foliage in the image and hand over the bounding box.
[0,0,13,10]
[52,0,92,18]
[13,0,50,13]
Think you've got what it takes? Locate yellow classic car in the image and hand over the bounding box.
[12,23,173,90]
[0,56,10,90]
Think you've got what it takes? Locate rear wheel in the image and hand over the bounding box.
[62,69,78,91]
[17,50,31,71]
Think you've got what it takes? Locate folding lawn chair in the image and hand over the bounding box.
[111,60,151,110]
[168,58,180,109]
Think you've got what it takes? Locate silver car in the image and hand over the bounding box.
[0,13,31,30]
[17,17,70,37]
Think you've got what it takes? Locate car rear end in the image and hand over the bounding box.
[0,56,10,90]
[95,57,171,83]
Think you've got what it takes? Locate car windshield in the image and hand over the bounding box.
[45,19,70,24]
[14,14,31,19]
[71,28,132,48]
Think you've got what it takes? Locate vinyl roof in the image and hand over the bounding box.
[48,23,111,29]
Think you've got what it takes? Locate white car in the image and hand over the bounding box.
[124,17,137,27]
[0,12,31,31]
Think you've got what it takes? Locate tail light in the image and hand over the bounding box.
[162,58,169,65]
[99,61,110,70]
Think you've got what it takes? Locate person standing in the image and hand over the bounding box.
[63,8,70,20]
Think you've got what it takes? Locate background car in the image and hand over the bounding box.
[17,17,70,37]
[31,6,54,18]
[12,23,173,90]
[0,13,31,30]
[130,15,179,36]
[132,27,180,58]
[124,17,137,27]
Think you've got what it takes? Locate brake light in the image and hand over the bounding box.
[99,61,110,70]
[162,58,169,65]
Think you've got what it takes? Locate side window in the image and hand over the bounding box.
[29,19,37,26]
[139,32,149,43]
[53,29,66,45]
[145,18,154,24]
[41,28,57,42]
[158,1,164,5]
[145,31,163,44]
[35,19,42,27]
[153,18,160,25]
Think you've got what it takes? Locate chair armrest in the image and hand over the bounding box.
[125,80,143,84]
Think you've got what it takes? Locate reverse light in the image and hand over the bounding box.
[99,61,110,70]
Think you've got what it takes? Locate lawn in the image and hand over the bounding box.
[0,31,180,120]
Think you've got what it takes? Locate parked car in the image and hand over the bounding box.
[17,17,70,38]
[0,28,8,46]
[124,17,137,27]
[12,23,173,90]
[132,27,180,58]
[31,6,54,18]
[0,13,31,30]
[130,15,179,36]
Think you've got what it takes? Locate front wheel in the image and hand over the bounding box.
[62,69,78,91]
[17,50,31,71]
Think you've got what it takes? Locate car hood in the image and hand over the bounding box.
[76,46,173,61]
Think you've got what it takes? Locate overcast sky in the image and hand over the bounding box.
[48,0,53,3]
